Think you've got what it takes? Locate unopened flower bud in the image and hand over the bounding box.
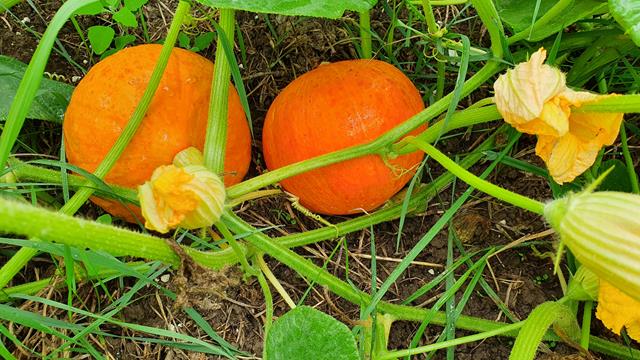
[138,148,225,233]
[544,191,640,301]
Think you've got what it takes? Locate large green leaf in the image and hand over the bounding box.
[0,56,74,124]
[496,0,608,41]
[265,306,359,360]
[598,159,634,192]
[610,0,640,46]
[194,0,376,19]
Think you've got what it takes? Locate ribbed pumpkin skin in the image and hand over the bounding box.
[262,60,426,215]
[63,44,251,222]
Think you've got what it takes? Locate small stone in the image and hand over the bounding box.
[160,274,170,283]
[428,269,435,275]
[71,75,82,83]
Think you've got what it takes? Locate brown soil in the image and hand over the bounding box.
[1,1,637,359]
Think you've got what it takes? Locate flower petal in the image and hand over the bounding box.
[597,281,640,341]
[569,111,624,147]
[138,154,226,233]
[139,180,170,233]
[535,133,600,184]
[514,98,570,136]
[494,48,567,128]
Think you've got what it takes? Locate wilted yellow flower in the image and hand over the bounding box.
[138,148,226,233]
[597,281,640,341]
[545,190,640,302]
[494,48,624,184]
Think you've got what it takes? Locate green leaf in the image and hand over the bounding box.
[104,0,120,8]
[0,56,74,123]
[610,0,640,46]
[598,159,633,192]
[124,0,148,12]
[194,32,215,51]
[113,7,138,27]
[75,2,105,15]
[114,34,136,50]
[496,0,608,41]
[193,0,377,19]
[178,33,191,49]
[265,306,358,360]
[87,25,115,54]
[509,302,580,360]
[96,214,113,225]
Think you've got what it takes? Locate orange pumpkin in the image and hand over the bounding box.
[63,44,251,222]
[262,60,426,215]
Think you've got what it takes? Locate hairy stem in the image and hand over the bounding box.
[0,198,241,269]
[203,8,235,173]
[408,137,545,214]
[359,10,372,59]
[380,322,523,359]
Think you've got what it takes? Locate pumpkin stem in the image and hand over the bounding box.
[203,8,236,173]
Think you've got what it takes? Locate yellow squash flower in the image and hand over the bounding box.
[494,48,624,184]
[597,281,640,341]
[138,148,226,233]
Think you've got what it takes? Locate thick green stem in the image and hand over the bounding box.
[421,0,439,34]
[408,137,546,215]
[0,0,102,170]
[575,94,640,113]
[380,322,523,359]
[0,0,191,290]
[470,0,505,59]
[7,127,503,272]
[393,105,501,155]
[278,126,506,249]
[204,8,235,173]
[7,159,138,204]
[0,198,241,269]
[359,10,372,59]
[581,301,593,350]
[0,130,501,308]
